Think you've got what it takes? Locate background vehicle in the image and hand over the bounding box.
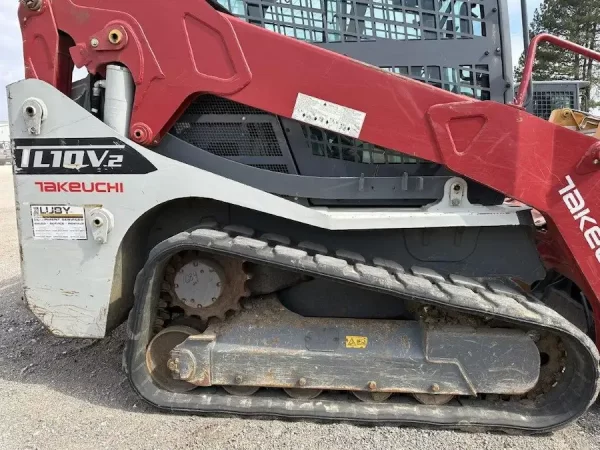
[6,0,600,434]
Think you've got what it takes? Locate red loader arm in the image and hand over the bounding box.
[18,0,600,341]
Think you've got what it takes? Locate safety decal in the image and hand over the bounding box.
[292,93,366,139]
[345,335,368,349]
[30,205,87,240]
[13,137,157,175]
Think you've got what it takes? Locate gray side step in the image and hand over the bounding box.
[125,226,600,434]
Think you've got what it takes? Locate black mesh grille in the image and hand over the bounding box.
[302,125,421,164]
[382,64,491,100]
[216,0,486,43]
[173,122,283,157]
[186,95,264,115]
[249,164,290,173]
[532,90,576,120]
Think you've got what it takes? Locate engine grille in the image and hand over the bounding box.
[173,95,426,174]
[173,122,283,157]
[249,164,290,173]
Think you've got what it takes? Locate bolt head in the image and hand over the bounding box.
[25,0,42,11]
[90,38,99,48]
[167,358,179,373]
[451,199,461,207]
[298,377,307,387]
[594,159,599,165]
[234,375,243,384]
[431,383,440,393]
[368,381,377,391]
[527,330,541,343]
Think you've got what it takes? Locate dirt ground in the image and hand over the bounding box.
[0,164,599,450]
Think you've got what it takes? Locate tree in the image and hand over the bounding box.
[515,0,600,84]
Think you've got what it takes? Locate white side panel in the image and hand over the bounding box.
[7,80,527,338]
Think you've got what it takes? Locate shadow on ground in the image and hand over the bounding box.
[0,274,153,413]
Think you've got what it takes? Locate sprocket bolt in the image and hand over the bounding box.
[167,358,179,373]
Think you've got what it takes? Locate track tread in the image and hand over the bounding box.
[125,225,600,434]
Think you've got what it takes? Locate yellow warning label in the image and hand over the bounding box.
[345,336,368,349]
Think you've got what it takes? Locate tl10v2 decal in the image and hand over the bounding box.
[13,138,157,175]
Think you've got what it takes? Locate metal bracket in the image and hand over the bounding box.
[425,178,470,211]
[89,208,114,244]
[576,141,600,175]
[22,98,47,135]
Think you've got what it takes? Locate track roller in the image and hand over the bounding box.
[222,386,260,396]
[284,388,323,399]
[146,325,198,393]
[413,393,455,405]
[353,391,392,402]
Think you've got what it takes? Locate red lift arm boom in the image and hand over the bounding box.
[18,0,600,341]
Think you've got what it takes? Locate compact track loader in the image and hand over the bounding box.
[6,0,600,433]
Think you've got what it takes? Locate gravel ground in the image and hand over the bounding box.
[0,164,600,450]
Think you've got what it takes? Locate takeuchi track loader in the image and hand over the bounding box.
[7,0,600,433]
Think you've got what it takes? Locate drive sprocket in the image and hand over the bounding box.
[162,250,249,322]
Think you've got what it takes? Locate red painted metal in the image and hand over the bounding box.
[17,1,600,342]
[515,33,600,107]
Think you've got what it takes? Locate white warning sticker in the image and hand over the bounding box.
[31,205,87,240]
[292,93,366,138]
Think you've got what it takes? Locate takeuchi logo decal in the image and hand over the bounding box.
[13,137,157,175]
[35,181,124,193]
[559,175,600,263]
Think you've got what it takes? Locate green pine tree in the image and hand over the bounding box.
[515,0,600,85]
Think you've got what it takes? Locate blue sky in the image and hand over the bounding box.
[0,0,542,121]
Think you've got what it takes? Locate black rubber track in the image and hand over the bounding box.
[124,225,600,434]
